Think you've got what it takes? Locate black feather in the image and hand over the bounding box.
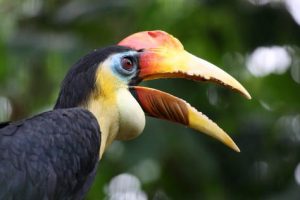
[0,108,100,200]
[0,122,10,129]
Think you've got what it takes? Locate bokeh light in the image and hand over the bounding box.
[247,0,277,6]
[131,159,161,184]
[246,46,291,77]
[246,0,300,27]
[105,173,147,200]
[295,163,300,186]
[285,0,300,26]
[0,96,12,122]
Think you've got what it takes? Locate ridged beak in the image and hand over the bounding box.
[119,30,251,152]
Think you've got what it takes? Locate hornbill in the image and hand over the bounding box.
[0,30,250,199]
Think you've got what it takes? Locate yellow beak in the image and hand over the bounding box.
[119,30,251,152]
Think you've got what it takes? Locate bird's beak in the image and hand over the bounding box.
[119,30,251,152]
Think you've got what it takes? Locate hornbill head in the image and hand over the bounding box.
[55,30,251,158]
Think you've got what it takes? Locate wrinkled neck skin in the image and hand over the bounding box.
[86,65,145,159]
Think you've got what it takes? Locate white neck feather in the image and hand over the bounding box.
[87,88,145,159]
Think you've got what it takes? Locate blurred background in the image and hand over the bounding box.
[0,0,300,199]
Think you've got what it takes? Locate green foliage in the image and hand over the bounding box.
[0,0,300,199]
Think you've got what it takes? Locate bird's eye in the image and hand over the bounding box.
[121,57,134,71]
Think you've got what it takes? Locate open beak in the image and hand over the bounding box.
[119,30,251,152]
